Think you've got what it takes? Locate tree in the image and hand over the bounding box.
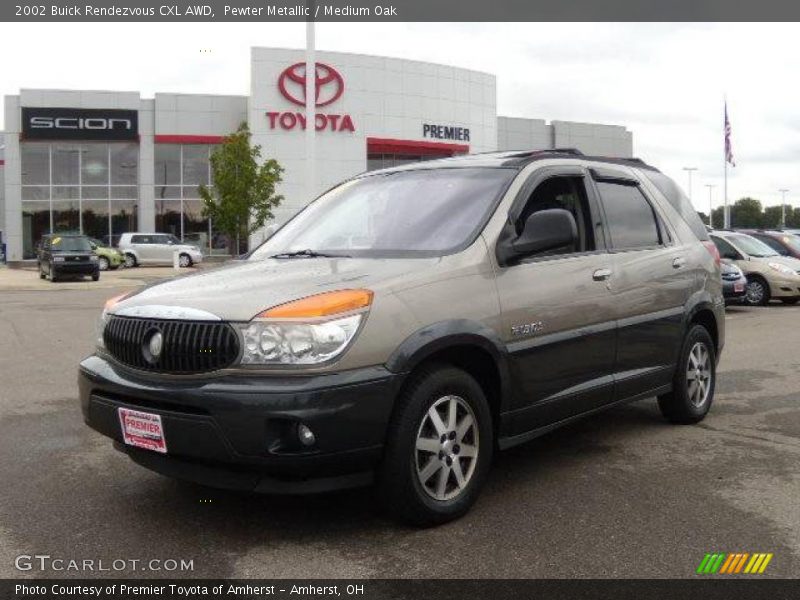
[730,197,763,228]
[763,205,784,229]
[199,122,283,255]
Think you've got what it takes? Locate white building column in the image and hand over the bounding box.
[3,96,23,262]
[138,100,156,232]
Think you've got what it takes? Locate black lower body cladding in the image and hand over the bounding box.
[78,355,403,493]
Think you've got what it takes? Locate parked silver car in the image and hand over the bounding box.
[117,233,203,268]
[81,150,723,525]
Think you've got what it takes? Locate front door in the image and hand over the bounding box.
[494,168,617,437]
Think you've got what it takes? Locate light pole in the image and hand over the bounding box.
[683,167,698,205]
[779,189,789,229]
[705,184,716,228]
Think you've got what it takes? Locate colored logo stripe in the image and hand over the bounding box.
[697,553,773,574]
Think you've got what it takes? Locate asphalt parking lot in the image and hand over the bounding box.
[0,276,799,579]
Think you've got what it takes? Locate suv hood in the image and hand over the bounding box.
[112,257,439,321]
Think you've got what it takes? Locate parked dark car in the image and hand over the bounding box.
[721,259,746,304]
[38,234,100,282]
[740,230,800,260]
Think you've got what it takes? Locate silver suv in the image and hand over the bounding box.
[117,233,203,268]
[80,150,724,525]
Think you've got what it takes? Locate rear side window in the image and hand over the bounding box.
[131,235,149,244]
[597,182,661,249]
[711,236,740,259]
[641,170,709,241]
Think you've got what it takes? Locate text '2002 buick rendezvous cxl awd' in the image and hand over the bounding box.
[80,149,724,525]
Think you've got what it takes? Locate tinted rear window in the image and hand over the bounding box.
[641,170,709,241]
[597,181,662,249]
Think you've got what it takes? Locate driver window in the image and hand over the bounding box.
[517,176,595,255]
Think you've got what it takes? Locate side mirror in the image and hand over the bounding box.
[497,208,578,266]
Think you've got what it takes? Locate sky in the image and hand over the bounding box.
[0,22,798,214]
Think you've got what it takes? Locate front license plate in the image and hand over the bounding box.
[118,408,167,454]
[734,282,745,293]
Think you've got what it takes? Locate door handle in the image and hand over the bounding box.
[592,268,613,281]
[672,256,686,269]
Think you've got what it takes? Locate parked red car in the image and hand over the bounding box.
[740,230,800,260]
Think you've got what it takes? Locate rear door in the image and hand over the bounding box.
[494,165,617,436]
[590,167,690,400]
[130,235,154,262]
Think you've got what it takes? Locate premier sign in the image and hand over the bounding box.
[423,124,471,142]
[22,107,138,141]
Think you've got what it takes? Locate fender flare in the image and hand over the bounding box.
[385,319,513,410]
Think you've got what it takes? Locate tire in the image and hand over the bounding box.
[91,272,100,282]
[98,256,109,271]
[378,364,493,526]
[49,264,58,282]
[780,298,799,305]
[178,253,192,268]
[744,275,770,306]
[124,253,137,268]
[657,324,716,424]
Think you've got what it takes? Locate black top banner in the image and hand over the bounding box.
[21,107,139,141]
[4,0,800,22]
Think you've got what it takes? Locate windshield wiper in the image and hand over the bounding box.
[269,249,351,259]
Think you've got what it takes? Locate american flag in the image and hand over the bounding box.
[725,102,736,167]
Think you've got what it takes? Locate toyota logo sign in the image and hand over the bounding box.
[278,62,344,107]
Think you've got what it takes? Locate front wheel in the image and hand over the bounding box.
[178,253,192,268]
[378,365,493,526]
[658,324,716,424]
[744,276,770,306]
[123,253,137,268]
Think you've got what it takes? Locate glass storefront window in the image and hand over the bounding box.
[20,142,140,256]
[153,143,230,255]
[21,144,49,185]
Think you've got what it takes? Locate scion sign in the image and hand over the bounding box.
[22,107,139,141]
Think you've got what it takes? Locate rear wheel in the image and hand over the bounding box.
[178,253,192,268]
[123,253,137,268]
[744,275,770,306]
[91,272,100,282]
[378,365,493,526]
[98,256,109,271]
[780,298,799,305]
[658,324,716,424]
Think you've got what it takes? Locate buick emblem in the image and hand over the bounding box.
[278,62,344,107]
[143,329,163,364]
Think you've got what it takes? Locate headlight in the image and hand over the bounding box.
[240,314,363,365]
[768,262,796,276]
[238,289,373,366]
[53,256,65,262]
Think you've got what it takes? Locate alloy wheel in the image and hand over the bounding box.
[686,342,712,408]
[415,395,479,501]
[746,280,765,305]
[179,254,191,268]
[98,257,109,271]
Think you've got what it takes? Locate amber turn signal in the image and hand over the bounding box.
[259,289,374,319]
[104,293,129,311]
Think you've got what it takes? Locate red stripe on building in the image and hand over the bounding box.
[0,160,5,166]
[367,137,469,156]
[154,134,225,144]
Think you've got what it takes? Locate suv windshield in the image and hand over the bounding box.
[51,236,92,252]
[727,233,779,257]
[250,167,517,259]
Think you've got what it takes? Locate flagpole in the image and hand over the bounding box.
[723,97,729,229]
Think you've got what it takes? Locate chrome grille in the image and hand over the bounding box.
[103,316,240,374]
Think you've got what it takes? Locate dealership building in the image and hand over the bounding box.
[0,47,633,262]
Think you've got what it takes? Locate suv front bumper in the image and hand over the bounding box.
[79,355,403,493]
